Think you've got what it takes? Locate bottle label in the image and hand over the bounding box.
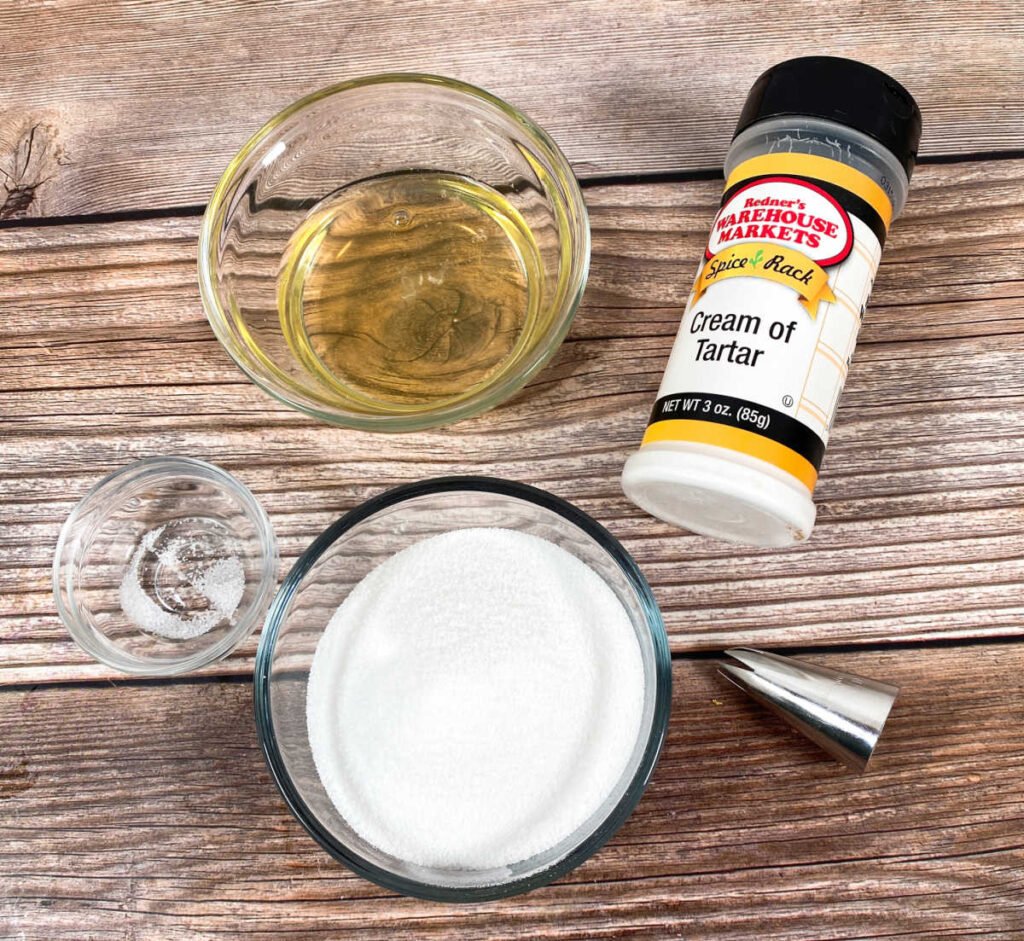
[642,153,892,493]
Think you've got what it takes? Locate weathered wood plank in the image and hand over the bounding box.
[2,160,1023,682]
[1,645,1022,939]
[1,0,1022,219]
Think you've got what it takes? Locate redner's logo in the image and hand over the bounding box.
[707,177,853,267]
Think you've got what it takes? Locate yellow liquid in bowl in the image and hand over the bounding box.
[278,172,544,411]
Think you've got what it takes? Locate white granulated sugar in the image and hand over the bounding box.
[306,527,645,870]
[119,524,246,640]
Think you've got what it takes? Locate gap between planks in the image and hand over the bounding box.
[4,634,1022,694]
[1,147,1024,234]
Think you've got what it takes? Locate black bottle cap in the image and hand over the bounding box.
[733,57,923,180]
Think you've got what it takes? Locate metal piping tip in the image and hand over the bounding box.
[717,647,899,772]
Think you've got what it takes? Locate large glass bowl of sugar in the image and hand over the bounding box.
[254,476,671,901]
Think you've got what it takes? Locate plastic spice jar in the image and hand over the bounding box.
[622,57,922,547]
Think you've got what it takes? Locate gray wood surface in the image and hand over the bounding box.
[3,4,1024,936]
[3,646,1023,938]
[3,160,1023,683]
[1,1,1022,219]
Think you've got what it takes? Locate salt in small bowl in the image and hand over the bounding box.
[53,456,277,676]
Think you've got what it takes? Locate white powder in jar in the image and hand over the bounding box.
[306,527,646,870]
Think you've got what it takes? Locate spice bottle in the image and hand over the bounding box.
[622,57,922,546]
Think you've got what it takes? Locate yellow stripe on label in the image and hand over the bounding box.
[725,154,893,231]
[642,419,818,492]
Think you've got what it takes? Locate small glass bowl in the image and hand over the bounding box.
[254,477,671,901]
[54,457,278,676]
[198,74,590,431]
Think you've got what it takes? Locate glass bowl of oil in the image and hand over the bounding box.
[199,74,590,431]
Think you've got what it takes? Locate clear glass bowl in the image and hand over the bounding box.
[254,477,671,901]
[54,457,278,676]
[199,74,590,431]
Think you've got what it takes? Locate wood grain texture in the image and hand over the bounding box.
[1,645,1022,939]
[3,159,1024,683]
[1,0,1022,219]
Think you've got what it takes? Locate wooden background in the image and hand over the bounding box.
[3,1,1024,937]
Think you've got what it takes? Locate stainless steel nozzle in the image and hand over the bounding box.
[717,647,899,771]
